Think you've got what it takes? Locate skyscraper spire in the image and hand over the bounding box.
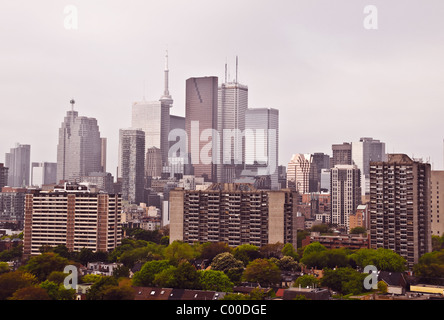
[160,50,173,105]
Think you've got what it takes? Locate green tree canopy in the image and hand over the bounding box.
[21,252,75,282]
[302,242,327,257]
[242,259,281,287]
[0,270,38,300]
[350,248,406,272]
[198,270,234,292]
[132,260,171,287]
[413,249,444,284]
[321,267,366,295]
[233,244,261,265]
[293,274,320,288]
[210,252,244,273]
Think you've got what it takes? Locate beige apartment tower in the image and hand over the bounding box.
[169,183,298,249]
[23,183,121,257]
[431,171,444,237]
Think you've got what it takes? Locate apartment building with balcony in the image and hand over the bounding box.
[23,183,121,257]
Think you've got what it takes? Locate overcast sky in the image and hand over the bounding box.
[1,0,444,176]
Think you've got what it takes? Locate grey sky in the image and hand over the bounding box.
[1,0,444,177]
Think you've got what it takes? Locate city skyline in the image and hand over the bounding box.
[2,1,444,176]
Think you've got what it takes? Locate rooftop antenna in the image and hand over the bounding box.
[235,55,238,84]
[70,98,75,112]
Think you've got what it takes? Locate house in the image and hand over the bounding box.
[378,271,407,295]
[132,287,226,300]
[283,287,330,300]
[84,262,123,277]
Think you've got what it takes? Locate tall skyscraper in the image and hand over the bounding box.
[31,162,57,187]
[331,142,352,167]
[146,147,162,178]
[244,108,279,189]
[185,76,219,182]
[369,154,431,269]
[5,143,31,187]
[287,154,316,193]
[119,129,145,204]
[56,100,102,183]
[217,65,248,182]
[352,137,386,195]
[131,52,172,167]
[23,183,121,257]
[330,165,361,232]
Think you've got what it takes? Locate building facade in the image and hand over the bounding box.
[31,162,57,187]
[369,154,432,269]
[0,187,27,229]
[119,129,145,204]
[5,143,31,187]
[185,76,219,182]
[0,164,8,189]
[287,154,316,193]
[331,142,352,167]
[56,102,102,183]
[430,171,444,237]
[330,165,361,232]
[170,183,298,248]
[23,183,121,257]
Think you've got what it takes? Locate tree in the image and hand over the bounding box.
[164,241,195,264]
[198,270,234,292]
[21,252,74,282]
[86,276,119,300]
[200,242,231,263]
[259,243,284,259]
[413,249,444,284]
[301,248,349,269]
[242,259,281,287]
[153,266,178,288]
[350,226,366,235]
[377,281,388,294]
[321,267,366,295]
[0,271,38,300]
[233,244,261,265]
[293,275,320,288]
[302,242,326,257]
[350,248,406,272]
[210,252,244,273]
[9,286,51,300]
[174,261,201,289]
[39,280,76,300]
[277,256,298,272]
[282,243,298,260]
[132,260,171,287]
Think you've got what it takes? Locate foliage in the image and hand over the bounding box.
[293,275,320,288]
[281,243,298,260]
[210,252,244,273]
[164,241,196,264]
[200,242,231,263]
[0,244,23,261]
[233,244,260,265]
[21,252,75,282]
[174,261,201,289]
[242,259,281,287]
[198,270,234,292]
[350,227,366,235]
[321,267,366,295]
[153,265,178,288]
[301,248,349,269]
[0,270,38,300]
[39,280,76,300]
[302,242,327,257]
[276,256,298,271]
[9,286,51,300]
[413,249,444,284]
[350,248,406,272]
[377,280,388,294]
[132,260,171,287]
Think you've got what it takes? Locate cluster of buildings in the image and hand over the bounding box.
[0,53,443,274]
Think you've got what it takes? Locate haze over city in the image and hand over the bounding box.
[1,0,444,175]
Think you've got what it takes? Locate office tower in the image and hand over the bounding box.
[330,165,361,232]
[31,162,57,187]
[430,171,444,237]
[23,183,121,257]
[369,154,431,269]
[146,147,162,178]
[244,108,279,189]
[320,169,331,192]
[170,183,298,248]
[131,52,172,166]
[119,129,145,204]
[0,187,27,229]
[0,164,8,189]
[331,143,352,167]
[352,137,386,195]
[185,76,219,182]
[5,143,31,187]
[57,100,102,183]
[312,153,330,192]
[217,65,248,182]
[166,114,187,177]
[286,154,317,193]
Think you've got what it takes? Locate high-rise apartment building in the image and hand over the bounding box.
[331,143,352,167]
[56,101,102,183]
[287,154,316,193]
[31,162,57,187]
[170,183,298,248]
[185,76,219,182]
[244,108,279,189]
[352,137,386,195]
[330,165,361,232]
[430,171,444,237]
[369,154,431,269]
[5,143,31,187]
[23,183,121,257]
[0,187,27,229]
[119,129,145,204]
